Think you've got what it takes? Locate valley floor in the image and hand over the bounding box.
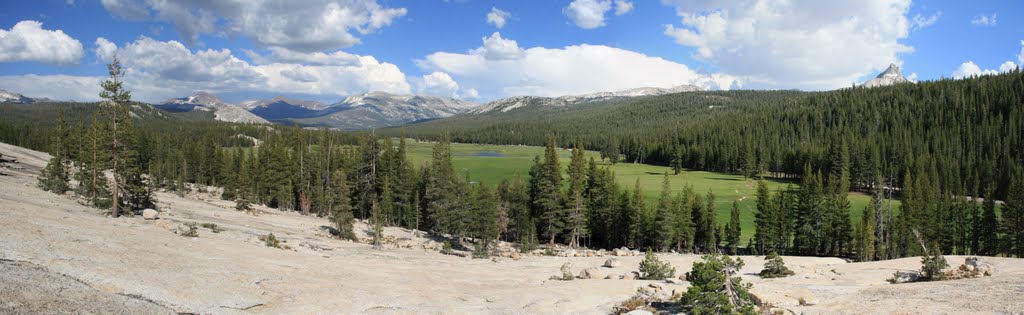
[1,141,1022,314]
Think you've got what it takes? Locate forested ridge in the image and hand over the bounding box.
[6,61,1024,259]
[393,71,1024,201]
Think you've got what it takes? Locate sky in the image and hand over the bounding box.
[0,0,1021,104]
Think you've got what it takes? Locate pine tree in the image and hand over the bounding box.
[753,177,772,254]
[627,179,647,249]
[38,108,70,194]
[426,135,468,241]
[99,56,149,217]
[329,169,356,240]
[395,134,416,228]
[794,164,823,255]
[682,255,757,315]
[654,174,676,251]
[691,193,708,252]
[675,187,696,253]
[978,185,1000,256]
[534,136,565,244]
[856,202,878,261]
[472,182,499,254]
[75,115,111,208]
[565,141,588,247]
[725,200,742,255]
[379,174,395,227]
[701,191,718,252]
[1003,168,1024,257]
[370,199,384,250]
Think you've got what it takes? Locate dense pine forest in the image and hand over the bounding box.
[5,60,1024,260]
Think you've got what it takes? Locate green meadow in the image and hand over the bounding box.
[403,140,899,242]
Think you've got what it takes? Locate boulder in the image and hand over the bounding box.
[510,252,522,261]
[625,310,654,315]
[142,208,159,220]
[977,264,994,276]
[622,271,639,280]
[613,249,630,256]
[631,250,641,256]
[559,248,577,257]
[965,256,981,267]
[578,267,609,280]
[603,258,622,268]
[888,271,921,283]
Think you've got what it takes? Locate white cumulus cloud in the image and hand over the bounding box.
[417,33,737,101]
[487,7,511,29]
[0,20,84,65]
[94,37,118,62]
[37,37,411,102]
[100,0,407,52]
[564,0,612,29]
[971,13,997,26]
[662,0,914,90]
[952,41,1024,79]
[472,32,526,61]
[417,71,460,98]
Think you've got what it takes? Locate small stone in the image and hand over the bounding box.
[142,208,159,220]
[603,258,621,268]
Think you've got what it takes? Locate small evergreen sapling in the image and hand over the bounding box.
[759,252,794,278]
[638,250,676,280]
[682,254,756,315]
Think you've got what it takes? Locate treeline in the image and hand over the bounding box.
[394,71,1024,203]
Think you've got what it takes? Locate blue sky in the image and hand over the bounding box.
[0,0,1021,104]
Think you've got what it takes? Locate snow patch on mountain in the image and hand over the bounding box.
[159,92,269,124]
[295,91,479,130]
[470,85,702,114]
[0,89,34,104]
[238,96,329,111]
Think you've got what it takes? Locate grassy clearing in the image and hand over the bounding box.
[404,140,900,241]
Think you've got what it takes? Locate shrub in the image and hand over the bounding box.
[639,250,676,280]
[177,222,199,237]
[262,233,280,248]
[440,240,455,255]
[235,198,251,211]
[472,240,493,259]
[549,262,575,281]
[920,248,948,281]
[200,223,222,233]
[682,255,756,315]
[759,252,795,278]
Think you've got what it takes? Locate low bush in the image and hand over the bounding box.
[759,252,794,278]
[639,250,676,280]
[200,223,222,233]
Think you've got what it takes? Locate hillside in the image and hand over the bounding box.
[390,71,1024,199]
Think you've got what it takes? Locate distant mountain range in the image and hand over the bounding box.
[3,83,719,129]
[469,85,702,114]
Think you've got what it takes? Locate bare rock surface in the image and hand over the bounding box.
[2,141,1024,314]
